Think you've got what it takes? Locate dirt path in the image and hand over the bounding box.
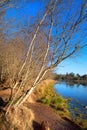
[25,102,81,130]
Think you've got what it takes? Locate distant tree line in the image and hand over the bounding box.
[54,73,87,85]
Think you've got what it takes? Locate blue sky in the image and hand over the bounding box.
[2,1,45,35]
[2,0,87,76]
[55,56,87,75]
[55,45,87,75]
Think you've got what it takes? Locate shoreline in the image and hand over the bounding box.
[35,79,87,129]
[0,79,87,130]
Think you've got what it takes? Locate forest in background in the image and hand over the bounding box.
[54,73,87,85]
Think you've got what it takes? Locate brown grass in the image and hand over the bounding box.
[6,105,34,130]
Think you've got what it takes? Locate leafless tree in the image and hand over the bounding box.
[0,0,87,114]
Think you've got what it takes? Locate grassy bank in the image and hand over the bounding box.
[36,82,69,117]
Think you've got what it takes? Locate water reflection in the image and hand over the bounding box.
[54,82,87,119]
[65,81,87,87]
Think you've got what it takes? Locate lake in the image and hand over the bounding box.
[54,82,87,119]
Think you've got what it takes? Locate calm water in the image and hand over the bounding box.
[54,82,87,118]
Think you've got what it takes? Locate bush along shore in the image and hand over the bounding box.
[36,82,87,129]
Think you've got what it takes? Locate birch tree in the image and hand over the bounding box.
[0,0,87,114]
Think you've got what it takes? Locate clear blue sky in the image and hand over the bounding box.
[2,0,87,76]
[55,55,87,76]
[54,45,87,75]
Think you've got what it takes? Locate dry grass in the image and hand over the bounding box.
[6,105,34,130]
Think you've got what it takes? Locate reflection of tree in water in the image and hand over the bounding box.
[55,73,87,86]
[55,81,87,121]
[66,82,76,88]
